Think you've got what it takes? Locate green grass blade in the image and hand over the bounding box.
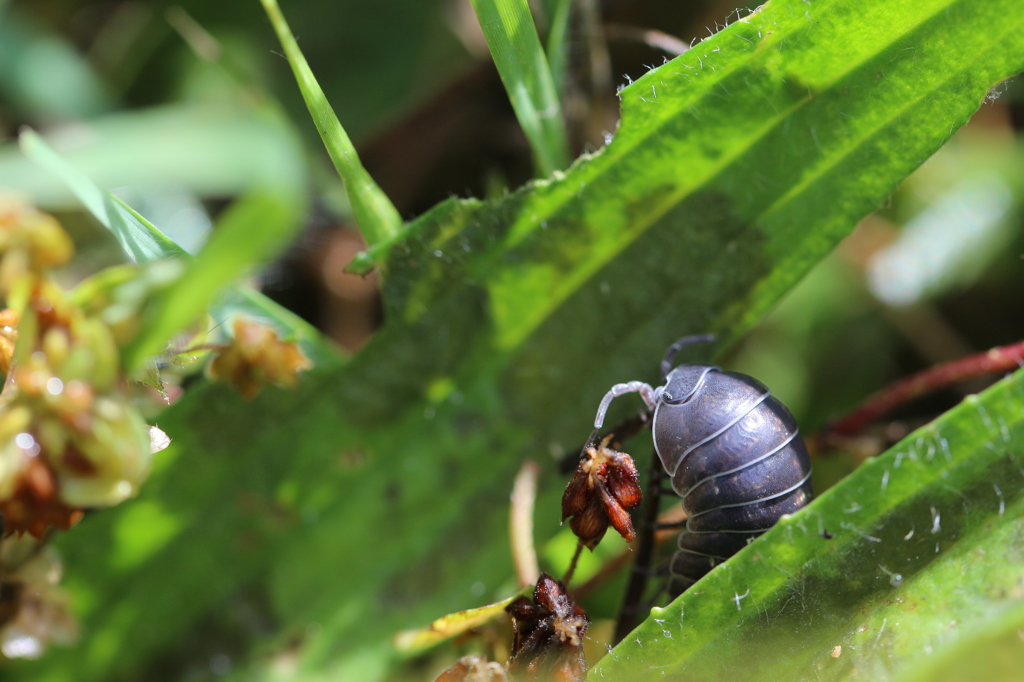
[19,129,186,262]
[469,0,569,176]
[258,0,402,247]
[592,369,1024,680]
[20,128,326,362]
[544,0,573,102]
[122,189,302,371]
[0,105,308,210]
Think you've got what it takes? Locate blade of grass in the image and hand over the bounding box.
[469,0,569,176]
[21,128,328,362]
[122,189,302,371]
[545,0,572,102]
[258,0,402,247]
[19,128,186,262]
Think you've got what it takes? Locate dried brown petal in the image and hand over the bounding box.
[606,466,642,509]
[559,438,642,549]
[567,501,609,550]
[559,471,590,522]
[597,486,636,544]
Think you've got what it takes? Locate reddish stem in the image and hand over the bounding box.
[828,340,1024,437]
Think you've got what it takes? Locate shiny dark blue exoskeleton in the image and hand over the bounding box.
[587,335,813,597]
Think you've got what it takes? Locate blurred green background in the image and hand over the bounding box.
[1,0,1024,679]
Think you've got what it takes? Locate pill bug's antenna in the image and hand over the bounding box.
[660,333,717,380]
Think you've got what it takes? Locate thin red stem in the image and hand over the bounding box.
[828,340,1024,437]
[562,541,585,588]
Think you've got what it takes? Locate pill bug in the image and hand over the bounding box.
[586,334,814,597]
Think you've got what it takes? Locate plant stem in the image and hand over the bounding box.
[510,460,541,588]
[828,339,1024,436]
[562,540,584,587]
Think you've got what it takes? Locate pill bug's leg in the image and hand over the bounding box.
[614,446,665,643]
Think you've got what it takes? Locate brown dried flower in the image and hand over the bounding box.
[0,200,74,295]
[505,574,588,682]
[560,436,642,549]
[0,457,84,539]
[208,318,312,400]
[0,308,17,376]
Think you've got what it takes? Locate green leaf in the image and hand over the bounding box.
[591,368,1024,681]
[20,127,326,364]
[0,5,113,120]
[258,0,402,247]
[10,1,1024,681]
[544,0,573,102]
[121,189,303,371]
[0,105,308,210]
[19,129,186,262]
[890,600,1024,682]
[468,0,569,176]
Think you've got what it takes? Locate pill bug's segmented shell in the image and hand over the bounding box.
[653,366,813,596]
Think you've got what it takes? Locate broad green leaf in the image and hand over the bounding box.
[10,1,1024,681]
[469,0,569,176]
[259,0,402,247]
[591,368,1024,681]
[891,600,1024,682]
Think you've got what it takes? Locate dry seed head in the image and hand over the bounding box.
[505,574,588,682]
[560,436,642,549]
[0,200,73,297]
[208,318,312,399]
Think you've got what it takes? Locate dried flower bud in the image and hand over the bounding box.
[560,436,642,549]
[208,318,312,399]
[0,200,74,290]
[434,656,508,682]
[0,308,18,375]
[56,395,152,508]
[0,442,84,538]
[505,574,588,682]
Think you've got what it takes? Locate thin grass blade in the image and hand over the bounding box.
[20,128,327,363]
[469,0,569,176]
[259,0,402,247]
[122,189,302,370]
[20,129,186,262]
[544,0,573,102]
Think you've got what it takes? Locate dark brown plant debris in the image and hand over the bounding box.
[561,436,642,549]
[505,573,588,682]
